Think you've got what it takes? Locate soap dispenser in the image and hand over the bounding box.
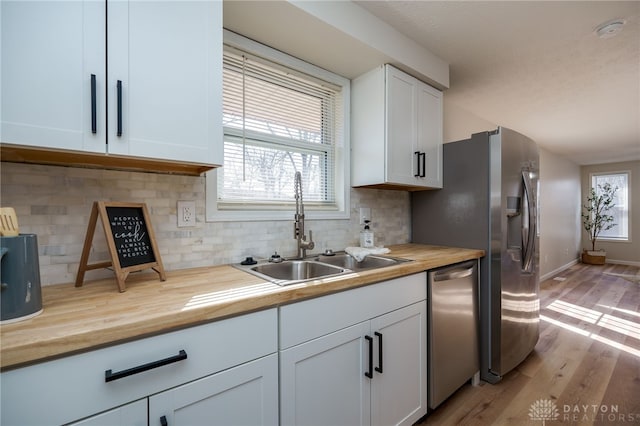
[360,220,374,248]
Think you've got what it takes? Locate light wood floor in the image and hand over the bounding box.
[419,262,640,425]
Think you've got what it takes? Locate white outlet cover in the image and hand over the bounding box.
[177,201,196,227]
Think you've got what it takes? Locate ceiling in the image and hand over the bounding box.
[355,1,639,165]
[224,1,639,165]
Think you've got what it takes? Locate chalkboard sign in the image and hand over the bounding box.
[105,206,156,268]
[76,201,166,292]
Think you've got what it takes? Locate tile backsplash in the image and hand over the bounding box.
[1,162,411,285]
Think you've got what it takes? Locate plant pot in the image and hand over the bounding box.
[582,250,606,265]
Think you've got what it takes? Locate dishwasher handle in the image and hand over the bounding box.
[432,262,476,282]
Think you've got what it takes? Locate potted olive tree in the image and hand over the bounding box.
[581,182,618,264]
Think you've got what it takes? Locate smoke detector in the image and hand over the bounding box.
[595,19,625,39]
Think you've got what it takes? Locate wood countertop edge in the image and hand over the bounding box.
[0,244,484,370]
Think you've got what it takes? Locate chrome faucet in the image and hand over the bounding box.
[294,171,314,259]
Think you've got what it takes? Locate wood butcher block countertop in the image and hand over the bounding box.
[0,244,483,370]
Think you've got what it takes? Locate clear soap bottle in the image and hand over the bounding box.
[360,220,374,248]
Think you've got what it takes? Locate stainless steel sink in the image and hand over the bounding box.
[252,260,345,282]
[238,260,347,286]
[313,253,404,271]
[235,252,410,286]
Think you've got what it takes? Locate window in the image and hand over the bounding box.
[591,172,630,241]
[206,31,350,221]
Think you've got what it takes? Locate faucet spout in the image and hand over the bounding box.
[294,171,314,259]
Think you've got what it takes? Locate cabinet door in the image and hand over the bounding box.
[370,302,428,426]
[69,399,147,426]
[385,65,417,186]
[280,321,371,426]
[107,0,222,165]
[417,83,443,188]
[1,0,106,152]
[149,354,278,426]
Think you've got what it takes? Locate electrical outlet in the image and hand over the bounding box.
[359,207,371,224]
[177,201,196,227]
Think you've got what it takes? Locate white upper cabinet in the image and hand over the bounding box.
[1,0,222,170]
[352,64,443,190]
[1,1,106,153]
[107,1,222,165]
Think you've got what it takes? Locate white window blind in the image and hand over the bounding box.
[218,47,343,210]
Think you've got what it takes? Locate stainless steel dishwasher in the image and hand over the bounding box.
[428,260,479,409]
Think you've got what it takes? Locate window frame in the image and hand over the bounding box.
[206,30,350,222]
[589,170,631,243]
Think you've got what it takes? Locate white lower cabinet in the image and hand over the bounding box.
[370,303,427,426]
[1,308,277,426]
[2,274,431,426]
[68,400,147,426]
[279,273,428,426]
[281,321,372,426]
[70,354,278,426]
[149,353,279,426]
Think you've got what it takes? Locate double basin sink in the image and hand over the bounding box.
[236,252,410,286]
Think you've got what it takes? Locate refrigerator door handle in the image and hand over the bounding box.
[521,170,536,273]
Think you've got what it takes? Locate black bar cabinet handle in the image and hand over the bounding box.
[420,152,426,177]
[375,331,383,373]
[414,151,421,177]
[116,80,123,137]
[160,415,168,426]
[91,74,97,134]
[105,350,187,382]
[364,335,373,378]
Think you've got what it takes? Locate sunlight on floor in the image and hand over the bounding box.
[541,298,640,358]
[597,304,640,319]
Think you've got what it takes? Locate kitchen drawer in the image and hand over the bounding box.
[1,308,277,426]
[279,272,426,349]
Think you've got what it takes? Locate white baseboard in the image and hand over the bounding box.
[540,259,579,282]
[606,259,640,267]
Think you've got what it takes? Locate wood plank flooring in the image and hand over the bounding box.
[418,263,640,425]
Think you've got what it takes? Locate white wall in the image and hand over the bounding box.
[443,99,496,142]
[538,148,582,280]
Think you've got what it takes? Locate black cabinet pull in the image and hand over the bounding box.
[105,350,187,382]
[116,80,123,137]
[364,335,373,379]
[414,151,421,177]
[420,152,426,178]
[160,415,168,426]
[375,331,383,374]
[91,74,97,134]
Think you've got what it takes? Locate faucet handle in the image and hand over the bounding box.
[307,230,315,250]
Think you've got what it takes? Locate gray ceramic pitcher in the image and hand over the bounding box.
[1,234,43,323]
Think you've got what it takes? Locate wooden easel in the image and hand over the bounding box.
[76,201,166,292]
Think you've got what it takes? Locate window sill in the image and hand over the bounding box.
[597,238,632,244]
[205,207,350,222]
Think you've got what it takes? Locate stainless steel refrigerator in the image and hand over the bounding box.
[412,127,540,384]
